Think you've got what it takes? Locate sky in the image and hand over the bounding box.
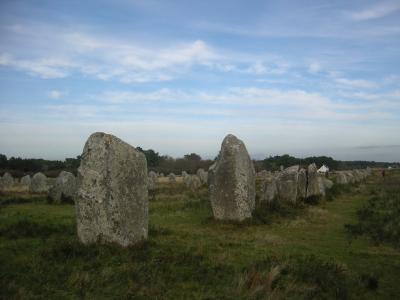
[0,0,399,162]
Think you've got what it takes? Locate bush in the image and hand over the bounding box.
[238,255,370,299]
[345,175,400,248]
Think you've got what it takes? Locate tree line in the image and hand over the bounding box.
[262,154,399,171]
[0,151,398,178]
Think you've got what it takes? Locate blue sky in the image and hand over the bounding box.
[0,0,399,161]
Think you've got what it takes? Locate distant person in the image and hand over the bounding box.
[381,169,385,178]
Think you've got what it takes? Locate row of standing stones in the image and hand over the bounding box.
[0,132,371,247]
[0,170,77,203]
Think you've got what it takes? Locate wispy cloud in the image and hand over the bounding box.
[308,62,322,74]
[334,77,379,89]
[353,144,400,150]
[0,23,293,83]
[0,53,72,78]
[75,86,399,124]
[47,90,64,99]
[0,24,224,82]
[349,2,400,21]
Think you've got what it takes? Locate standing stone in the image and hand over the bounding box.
[186,175,202,191]
[322,177,334,190]
[196,168,208,185]
[335,172,348,185]
[345,171,355,184]
[209,134,255,221]
[207,163,216,187]
[75,132,148,246]
[21,175,31,186]
[183,173,191,187]
[148,176,157,191]
[318,176,334,197]
[168,173,176,183]
[297,168,307,199]
[260,175,278,204]
[257,170,271,178]
[306,163,320,198]
[30,172,48,192]
[148,171,158,191]
[276,165,299,204]
[366,167,372,175]
[353,170,365,182]
[48,171,77,203]
[317,176,326,196]
[149,171,158,181]
[1,172,14,189]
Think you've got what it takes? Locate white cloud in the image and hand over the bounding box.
[48,90,63,99]
[349,2,400,21]
[0,23,294,83]
[90,87,392,123]
[0,23,221,82]
[308,62,321,74]
[0,54,72,78]
[2,85,400,160]
[247,62,267,75]
[334,77,379,89]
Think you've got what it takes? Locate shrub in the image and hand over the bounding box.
[345,175,400,248]
[238,255,369,299]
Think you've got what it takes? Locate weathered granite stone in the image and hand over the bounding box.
[260,175,277,204]
[183,173,191,187]
[20,175,31,186]
[345,171,355,184]
[366,167,372,175]
[317,176,326,196]
[168,173,176,182]
[352,170,361,182]
[185,175,202,191]
[276,165,299,203]
[306,163,320,198]
[0,172,14,189]
[335,171,348,184]
[48,171,77,203]
[207,163,216,187]
[149,171,158,181]
[196,168,208,185]
[297,168,307,199]
[30,172,48,192]
[148,171,158,190]
[322,177,334,190]
[256,170,271,178]
[75,132,148,246]
[148,176,157,191]
[209,134,255,221]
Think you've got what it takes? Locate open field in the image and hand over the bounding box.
[1,170,400,299]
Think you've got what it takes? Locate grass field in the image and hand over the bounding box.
[1,170,400,299]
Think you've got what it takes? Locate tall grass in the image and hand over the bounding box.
[345,173,400,248]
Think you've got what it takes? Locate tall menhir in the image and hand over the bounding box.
[75,132,148,247]
[209,134,255,221]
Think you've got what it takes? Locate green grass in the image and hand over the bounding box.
[345,171,400,248]
[1,172,400,299]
